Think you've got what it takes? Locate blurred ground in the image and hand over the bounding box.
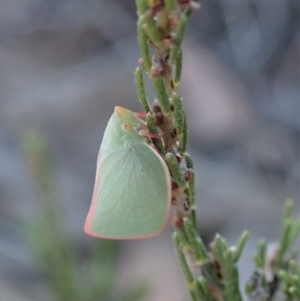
[0,0,299,300]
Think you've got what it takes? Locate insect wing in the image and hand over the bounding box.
[85,142,171,239]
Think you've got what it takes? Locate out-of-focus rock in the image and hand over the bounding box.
[181,43,254,147]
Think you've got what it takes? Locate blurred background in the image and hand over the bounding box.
[0,0,299,300]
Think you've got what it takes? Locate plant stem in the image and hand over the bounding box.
[134,2,300,301]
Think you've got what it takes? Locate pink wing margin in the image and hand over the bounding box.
[84,152,102,236]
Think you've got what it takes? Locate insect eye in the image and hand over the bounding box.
[121,123,132,132]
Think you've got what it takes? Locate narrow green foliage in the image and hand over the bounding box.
[174,48,183,86]
[210,235,244,301]
[176,227,192,248]
[184,153,196,228]
[276,201,300,268]
[233,231,249,263]
[283,259,300,300]
[279,268,300,300]
[173,232,198,301]
[277,219,293,267]
[284,199,294,221]
[165,0,177,12]
[141,16,162,46]
[289,260,300,275]
[135,67,151,113]
[183,218,208,264]
[223,253,236,301]
[289,287,300,299]
[165,152,186,187]
[137,19,152,71]
[279,271,293,285]
[153,76,171,113]
[179,110,188,153]
[252,253,261,270]
[184,152,194,171]
[194,284,207,301]
[135,0,148,15]
[197,277,214,301]
[247,200,300,300]
[146,113,165,154]
[190,290,201,301]
[289,217,300,246]
[170,46,180,66]
[194,281,208,301]
[170,13,187,63]
[231,267,243,301]
[254,239,267,269]
[202,259,223,290]
[211,234,226,265]
[258,239,267,268]
[173,92,185,134]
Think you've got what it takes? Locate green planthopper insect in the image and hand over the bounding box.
[84,106,171,239]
